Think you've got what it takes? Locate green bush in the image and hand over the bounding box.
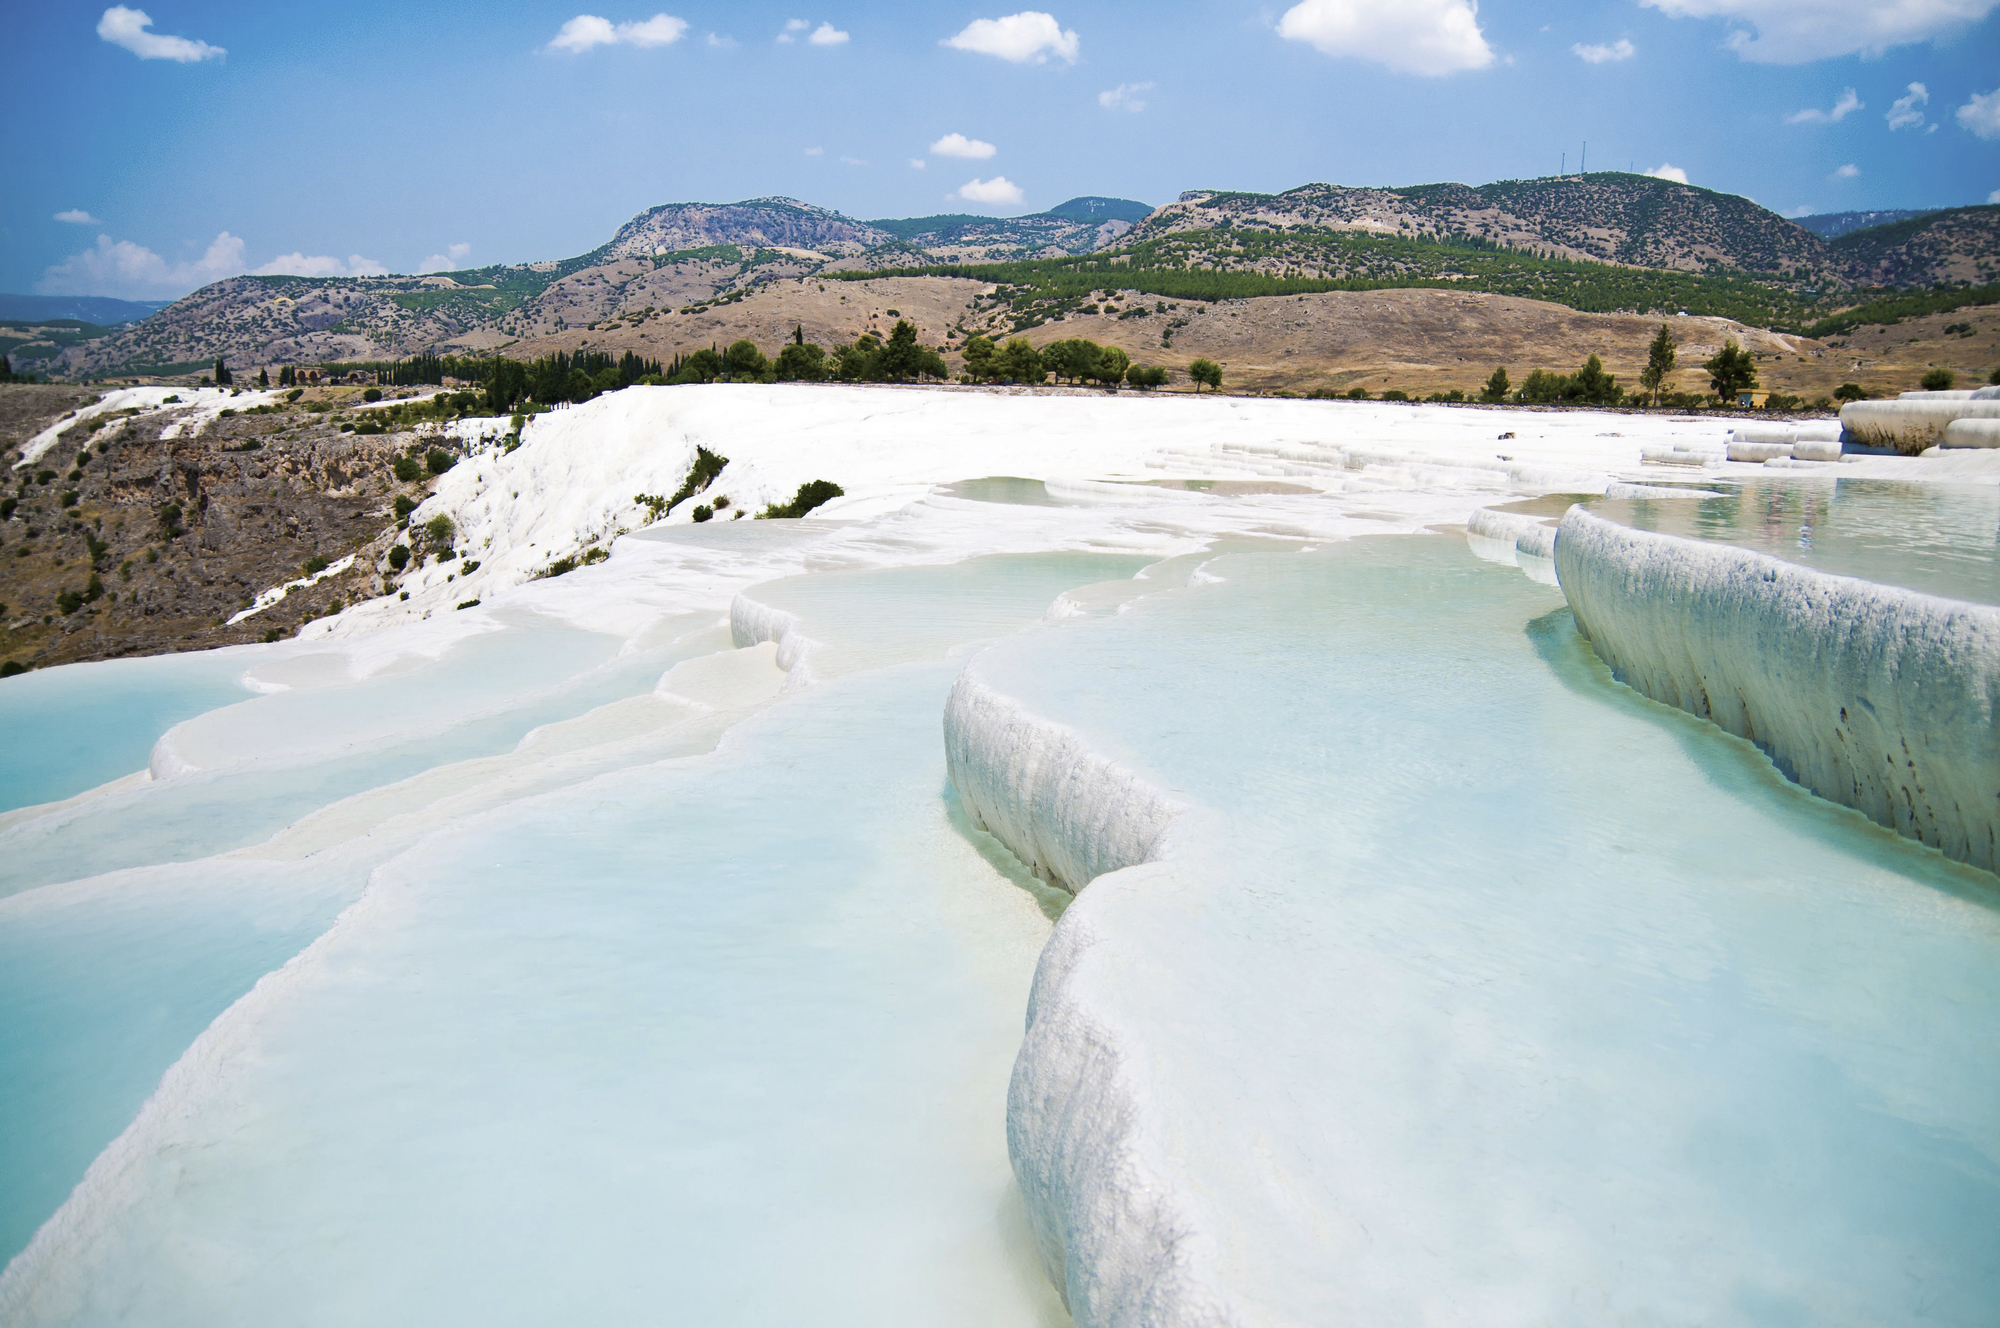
[424,514,455,546]
[393,495,417,518]
[1345,386,1368,400]
[303,554,331,576]
[691,504,713,523]
[1833,382,1868,401]
[363,387,382,402]
[759,479,845,520]
[1920,367,1956,391]
[392,455,423,483]
[387,544,411,570]
[1381,389,1409,402]
[426,449,454,475]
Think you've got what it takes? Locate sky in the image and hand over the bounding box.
[4,0,1997,300]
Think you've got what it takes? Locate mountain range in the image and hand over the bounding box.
[17,180,1997,380]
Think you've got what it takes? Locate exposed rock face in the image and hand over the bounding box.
[0,384,451,669]
[603,197,892,260]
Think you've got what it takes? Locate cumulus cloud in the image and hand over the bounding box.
[706,32,736,47]
[1645,163,1690,183]
[255,252,388,279]
[417,242,473,274]
[1784,86,1861,123]
[1887,82,1929,130]
[1832,162,1860,178]
[929,132,997,159]
[777,18,810,41]
[958,176,1025,206]
[1098,81,1153,110]
[547,13,688,53]
[809,22,848,44]
[1277,0,1494,77]
[54,209,101,225]
[1638,0,1997,63]
[1782,204,1815,217]
[1989,188,2000,203]
[38,230,394,298]
[38,231,246,298]
[1955,87,2000,139]
[1572,38,1635,62]
[97,6,225,62]
[944,12,1079,63]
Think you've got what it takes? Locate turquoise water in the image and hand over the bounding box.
[1587,477,2000,604]
[0,651,256,813]
[0,553,1137,1322]
[977,535,2000,1321]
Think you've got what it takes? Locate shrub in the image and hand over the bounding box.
[426,448,454,475]
[1920,367,1956,391]
[303,553,331,576]
[691,504,713,523]
[387,544,411,570]
[363,387,382,402]
[460,559,481,574]
[393,495,417,517]
[456,599,481,610]
[760,479,845,519]
[424,514,455,547]
[56,588,83,614]
[59,491,79,509]
[263,628,283,643]
[1381,390,1409,402]
[1833,383,1868,401]
[0,660,24,678]
[1188,358,1222,392]
[1345,386,1368,400]
[392,456,423,483]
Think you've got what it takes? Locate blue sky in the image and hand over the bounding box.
[5,0,1997,299]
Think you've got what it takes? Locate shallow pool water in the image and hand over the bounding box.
[1587,476,2000,604]
[975,535,2000,1322]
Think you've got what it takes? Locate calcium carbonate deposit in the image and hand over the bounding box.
[4,384,1997,1326]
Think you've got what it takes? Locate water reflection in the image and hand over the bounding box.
[1588,477,2000,605]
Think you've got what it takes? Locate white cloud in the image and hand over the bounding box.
[1638,0,1998,63]
[803,145,824,156]
[929,132,997,159]
[839,155,867,166]
[706,32,736,47]
[548,13,688,53]
[38,231,245,298]
[777,17,810,41]
[909,158,927,169]
[1887,81,1929,130]
[1784,86,1861,123]
[98,6,224,62]
[1645,163,1690,183]
[1572,38,1635,62]
[417,242,473,274]
[944,12,1079,64]
[958,176,1025,206]
[1098,81,1153,111]
[54,209,101,225]
[1957,87,2000,140]
[253,252,388,279]
[1832,162,1860,178]
[809,21,848,44]
[1989,188,2000,203]
[1277,0,1494,77]
[1782,204,1815,217]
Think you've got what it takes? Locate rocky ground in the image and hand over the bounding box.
[0,384,467,671]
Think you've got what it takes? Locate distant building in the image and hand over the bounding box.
[1737,389,1772,408]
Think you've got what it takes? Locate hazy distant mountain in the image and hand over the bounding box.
[0,294,168,325]
[38,183,1998,379]
[1793,210,1937,240]
[1830,205,2000,288]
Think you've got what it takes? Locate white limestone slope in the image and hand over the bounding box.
[1555,507,2000,870]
